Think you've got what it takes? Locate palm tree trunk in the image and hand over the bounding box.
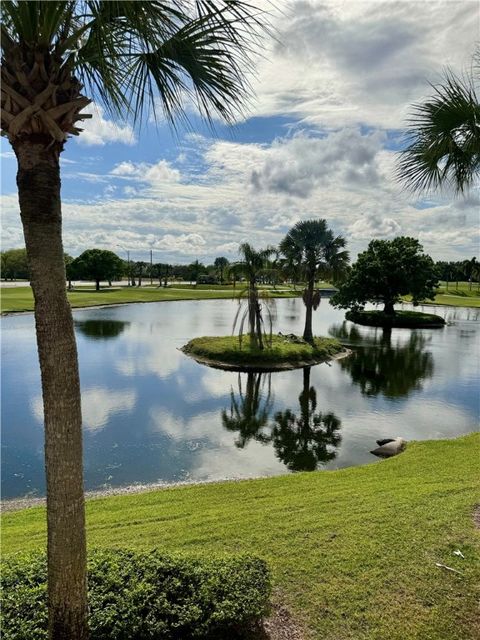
[249,281,257,345]
[303,275,315,343]
[255,300,264,350]
[15,142,88,640]
[384,300,395,315]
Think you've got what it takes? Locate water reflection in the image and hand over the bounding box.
[221,367,342,471]
[271,367,342,471]
[331,324,434,398]
[222,373,273,447]
[75,319,129,340]
[1,299,477,498]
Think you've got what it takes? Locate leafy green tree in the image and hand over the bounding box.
[462,257,478,290]
[1,2,265,635]
[1,248,29,280]
[397,58,480,194]
[331,237,438,316]
[214,256,229,284]
[64,253,75,290]
[280,220,349,342]
[232,243,275,349]
[132,260,149,287]
[72,249,123,291]
[271,367,341,471]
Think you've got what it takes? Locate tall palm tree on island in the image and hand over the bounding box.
[232,242,275,349]
[1,2,266,638]
[280,220,349,343]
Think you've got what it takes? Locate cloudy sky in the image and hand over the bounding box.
[1,0,479,264]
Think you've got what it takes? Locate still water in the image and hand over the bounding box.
[2,298,479,498]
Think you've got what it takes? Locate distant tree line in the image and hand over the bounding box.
[2,248,478,295]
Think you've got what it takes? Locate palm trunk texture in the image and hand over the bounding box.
[303,276,314,343]
[15,142,88,640]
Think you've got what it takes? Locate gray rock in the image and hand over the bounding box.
[370,437,407,458]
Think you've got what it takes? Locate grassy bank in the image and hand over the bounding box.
[182,334,344,369]
[404,282,480,308]
[0,285,298,314]
[3,434,479,640]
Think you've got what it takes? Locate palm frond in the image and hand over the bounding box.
[397,71,480,194]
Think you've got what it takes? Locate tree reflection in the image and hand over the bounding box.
[330,323,434,398]
[270,367,341,471]
[221,368,342,472]
[75,319,129,340]
[221,372,273,447]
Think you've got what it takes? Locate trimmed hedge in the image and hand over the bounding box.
[345,309,445,328]
[1,549,270,639]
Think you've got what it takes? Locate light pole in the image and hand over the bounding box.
[150,248,153,286]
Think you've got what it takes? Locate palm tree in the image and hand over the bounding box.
[280,220,349,343]
[397,62,480,194]
[1,2,266,637]
[232,242,275,349]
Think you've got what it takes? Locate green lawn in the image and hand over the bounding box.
[404,282,480,308]
[3,434,479,640]
[0,285,299,314]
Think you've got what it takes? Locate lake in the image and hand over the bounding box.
[2,298,479,499]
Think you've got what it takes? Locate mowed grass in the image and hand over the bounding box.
[3,434,479,640]
[183,334,343,366]
[0,285,299,314]
[404,282,480,308]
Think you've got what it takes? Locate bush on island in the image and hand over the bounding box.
[345,309,445,328]
[1,549,270,640]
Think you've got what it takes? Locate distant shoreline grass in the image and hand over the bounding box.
[182,334,345,370]
[2,281,479,314]
[0,285,300,314]
[2,434,479,640]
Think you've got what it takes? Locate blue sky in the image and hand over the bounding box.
[1,0,479,264]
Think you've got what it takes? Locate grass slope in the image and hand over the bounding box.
[182,334,343,368]
[3,434,479,640]
[0,286,298,314]
[404,282,480,308]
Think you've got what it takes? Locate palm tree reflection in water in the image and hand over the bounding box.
[221,368,342,471]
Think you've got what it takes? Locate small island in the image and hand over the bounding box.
[182,334,348,371]
[346,309,445,328]
[331,237,447,329]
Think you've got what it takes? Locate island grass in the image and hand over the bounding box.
[182,334,344,367]
[346,309,446,328]
[2,434,479,639]
[0,286,299,314]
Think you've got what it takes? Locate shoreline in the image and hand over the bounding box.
[1,472,299,513]
[181,346,351,372]
[2,292,480,316]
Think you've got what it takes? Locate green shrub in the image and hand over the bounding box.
[1,549,270,639]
